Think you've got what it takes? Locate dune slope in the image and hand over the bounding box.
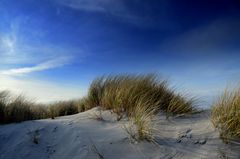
[0,108,239,159]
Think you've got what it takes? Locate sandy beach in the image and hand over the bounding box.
[1,107,239,159]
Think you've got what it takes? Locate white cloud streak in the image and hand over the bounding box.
[0,16,86,103]
[0,17,82,65]
[0,57,72,76]
[56,0,125,13]
[54,0,145,26]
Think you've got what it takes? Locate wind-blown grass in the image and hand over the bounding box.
[0,91,87,124]
[49,100,81,118]
[1,74,196,125]
[124,98,159,142]
[87,74,196,142]
[166,94,196,117]
[87,74,196,117]
[2,95,48,123]
[211,87,240,142]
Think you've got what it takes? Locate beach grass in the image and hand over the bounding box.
[0,92,86,124]
[1,74,196,125]
[87,74,196,117]
[211,87,240,142]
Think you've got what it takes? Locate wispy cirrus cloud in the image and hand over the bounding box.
[0,16,82,65]
[55,0,126,13]
[0,20,74,76]
[0,21,18,58]
[0,56,72,76]
[54,0,146,26]
[0,16,86,102]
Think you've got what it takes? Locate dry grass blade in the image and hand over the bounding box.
[0,91,88,124]
[1,74,196,124]
[211,87,240,142]
[167,94,197,117]
[123,97,160,143]
[87,74,196,118]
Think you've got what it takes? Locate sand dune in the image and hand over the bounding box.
[0,107,239,159]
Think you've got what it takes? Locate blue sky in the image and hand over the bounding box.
[0,0,240,105]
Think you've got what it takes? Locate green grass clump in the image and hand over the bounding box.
[87,74,195,117]
[211,87,240,142]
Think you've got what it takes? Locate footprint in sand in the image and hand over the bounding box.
[177,128,192,142]
[176,128,207,145]
[46,144,56,158]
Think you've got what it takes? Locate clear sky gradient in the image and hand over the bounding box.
[0,0,240,105]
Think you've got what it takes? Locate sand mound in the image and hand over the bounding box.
[0,107,239,159]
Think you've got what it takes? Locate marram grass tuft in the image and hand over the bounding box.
[87,74,196,117]
[211,87,240,142]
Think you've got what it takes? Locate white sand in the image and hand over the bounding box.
[0,107,239,159]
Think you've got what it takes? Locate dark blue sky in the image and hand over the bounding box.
[0,0,240,104]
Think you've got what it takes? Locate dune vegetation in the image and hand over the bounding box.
[0,91,47,124]
[87,74,196,117]
[0,74,196,130]
[0,91,86,124]
[211,87,240,142]
[86,74,197,141]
